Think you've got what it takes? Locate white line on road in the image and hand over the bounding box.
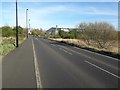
[32,39,42,89]
[0,56,2,63]
[85,60,120,79]
[58,45,118,68]
[74,46,119,61]
[73,47,80,49]
[58,45,94,60]
[50,44,56,47]
[35,38,38,40]
[59,48,73,55]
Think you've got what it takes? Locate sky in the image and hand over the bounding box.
[1,1,118,30]
[1,0,120,2]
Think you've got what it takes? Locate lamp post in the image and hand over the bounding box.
[16,0,18,47]
[26,9,29,38]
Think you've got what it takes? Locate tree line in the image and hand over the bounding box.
[1,21,119,50]
[31,28,45,37]
[57,22,119,50]
[0,26,45,37]
[1,25,27,37]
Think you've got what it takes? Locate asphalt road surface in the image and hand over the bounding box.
[2,36,119,88]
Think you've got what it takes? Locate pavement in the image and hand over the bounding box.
[2,36,120,88]
[2,37,36,88]
[0,56,2,90]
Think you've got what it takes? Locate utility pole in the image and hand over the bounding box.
[16,0,18,47]
[26,9,29,38]
[56,25,58,31]
[29,19,30,35]
[55,25,58,35]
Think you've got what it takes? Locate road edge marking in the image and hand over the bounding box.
[74,46,119,61]
[32,39,42,89]
[85,60,120,79]
[50,44,56,47]
[58,45,118,70]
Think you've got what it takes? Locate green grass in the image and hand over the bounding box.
[0,37,26,56]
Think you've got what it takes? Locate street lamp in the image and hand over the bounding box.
[26,9,29,38]
[16,0,18,47]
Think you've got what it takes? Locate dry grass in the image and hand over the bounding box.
[0,37,26,56]
[50,38,118,54]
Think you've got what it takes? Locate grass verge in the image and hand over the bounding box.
[0,37,26,56]
[49,38,119,59]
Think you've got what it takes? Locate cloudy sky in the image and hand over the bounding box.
[1,1,118,30]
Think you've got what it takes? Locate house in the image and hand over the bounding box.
[28,30,32,34]
[46,27,70,37]
[46,27,61,35]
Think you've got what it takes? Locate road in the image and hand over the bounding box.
[2,36,119,88]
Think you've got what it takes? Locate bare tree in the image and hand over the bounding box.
[78,22,117,49]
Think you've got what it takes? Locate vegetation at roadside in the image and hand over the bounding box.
[48,22,119,56]
[76,22,118,49]
[0,26,46,56]
[58,29,77,39]
[0,21,119,57]
[31,28,45,37]
[0,25,27,56]
[0,37,26,56]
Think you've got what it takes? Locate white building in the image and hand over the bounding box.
[46,27,70,36]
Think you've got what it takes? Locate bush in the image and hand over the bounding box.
[1,25,25,37]
[58,30,76,39]
[77,22,118,49]
[2,26,14,37]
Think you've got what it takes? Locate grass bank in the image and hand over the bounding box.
[49,38,119,59]
[0,37,26,56]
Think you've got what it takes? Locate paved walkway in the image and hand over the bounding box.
[2,37,36,88]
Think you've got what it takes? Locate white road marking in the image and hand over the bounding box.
[58,45,119,70]
[73,47,80,49]
[57,45,119,61]
[0,56,2,63]
[59,48,73,55]
[73,46,119,61]
[32,39,42,89]
[85,60,120,79]
[35,38,38,40]
[50,44,56,47]
[58,45,94,60]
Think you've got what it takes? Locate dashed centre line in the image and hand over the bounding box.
[59,48,73,55]
[35,38,38,40]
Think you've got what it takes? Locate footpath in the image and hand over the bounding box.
[2,37,36,88]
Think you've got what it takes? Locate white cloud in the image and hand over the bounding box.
[28,4,117,19]
[28,5,69,17]
[64,5,117,16]
[1,2,118,30]
[1,0,120,2]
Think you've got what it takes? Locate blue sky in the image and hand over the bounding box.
[1,2,118,30]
